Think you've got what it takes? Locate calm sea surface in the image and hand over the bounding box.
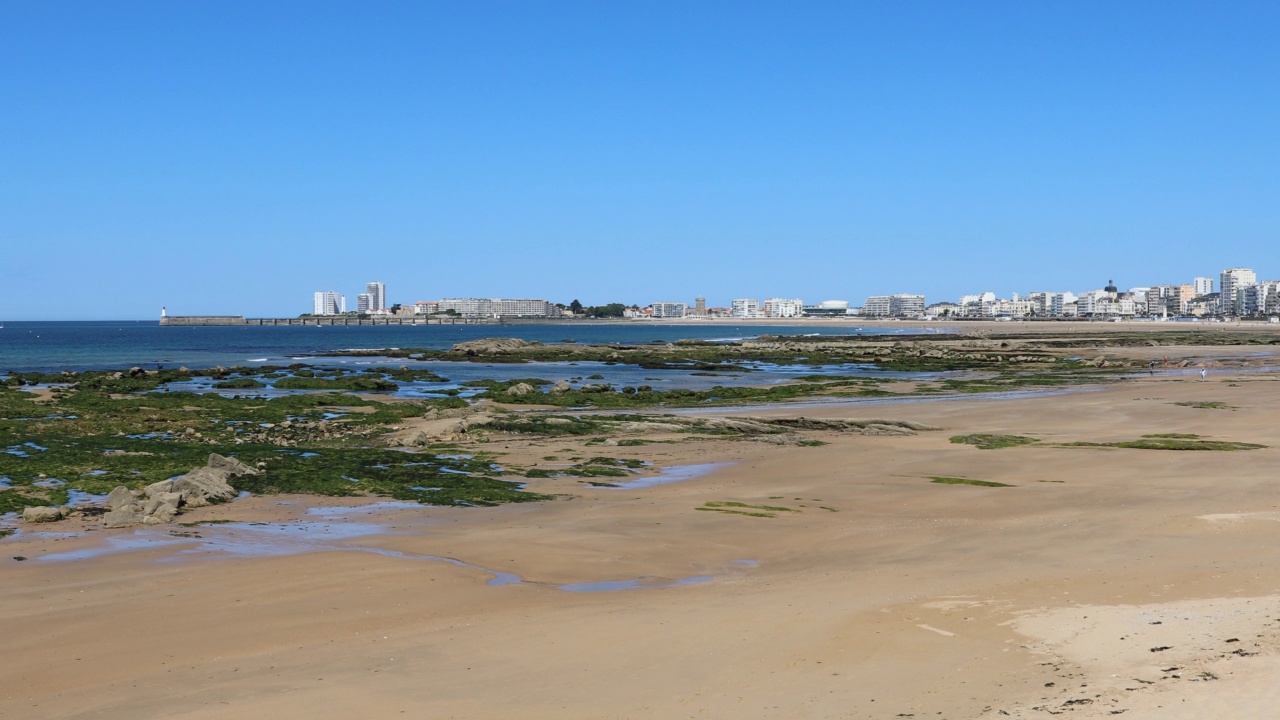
[0,321,945,373]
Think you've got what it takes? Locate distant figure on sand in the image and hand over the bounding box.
[1149,361,1155,375]
[1201,368,1207,382]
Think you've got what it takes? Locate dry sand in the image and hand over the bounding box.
[4,359,1280,718]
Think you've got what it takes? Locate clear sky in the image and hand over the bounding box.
[2,1,1278,319]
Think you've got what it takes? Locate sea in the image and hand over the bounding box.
[0,321,945,374]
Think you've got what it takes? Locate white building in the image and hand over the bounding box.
[864,296,892,317]
[1219,268,1256,316]
[312,291,344,316]
[1241,281,1280,316]
[865,294,925,318]
[1193,277,1214,296]
[731,298,760,318]
[413,301,439,315]
[356,293,373,314]
[650,302,687,319]
[959,292,997,317]
[365,281,386,312]
[762,298,804,318]
[436,298,559,318]
[1027,291,1070,317]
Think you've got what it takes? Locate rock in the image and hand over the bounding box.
[545,417,574,425]
[451,338,531,355]
[23,506,65,523]
[601,438,619,447]
[505,383,535,397]
[144,479,176,498]
[104,508,145,528]
[107,486,137,510]
[207,453,260,477]
[549,381,572,394]
[172,466,238,508]
[147,503,178,523]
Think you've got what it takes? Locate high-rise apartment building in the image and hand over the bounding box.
[1193,277,1213,296]
[650,302,687,319]
[312,291,344,316]
[1219,268,1256,315]
[864,294,924,317]
[357,293,373,314]
[731,299,760,318]
[366,281,386,312]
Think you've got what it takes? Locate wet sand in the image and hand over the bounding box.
[4,361,1280,718]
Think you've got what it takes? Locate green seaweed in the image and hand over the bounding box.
[930,476,1013,487]
[949,434,1040,450]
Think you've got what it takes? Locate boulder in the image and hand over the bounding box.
[549,381,572,394]
[144,479,177,498]
[505,383,535,397]
[207,453,260,477]
[146,503,178,523]
[172,466,237,508]
[156,491,183,508]
[107,486,137,510]
[103,508,145,528]
[22,506,65,523]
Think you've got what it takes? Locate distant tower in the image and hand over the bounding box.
[694,297,706,316]
[366,281,386,312]
[161,306,167,318]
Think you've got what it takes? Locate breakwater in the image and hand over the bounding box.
[159,315,497,327]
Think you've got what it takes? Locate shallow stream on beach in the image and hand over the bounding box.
[3,464,753,592]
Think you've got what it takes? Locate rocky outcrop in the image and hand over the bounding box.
[22,506,65,523]
[504,382,536,397]
[549,380,572,394]
[103,453,256,527]
[452,338,533,355]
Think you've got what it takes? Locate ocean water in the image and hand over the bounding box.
[0,321,943,373]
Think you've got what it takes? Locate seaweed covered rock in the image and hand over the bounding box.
[505,382,536,397]
[452,338,532,355]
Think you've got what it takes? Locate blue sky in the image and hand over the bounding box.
[2,1,1278,319]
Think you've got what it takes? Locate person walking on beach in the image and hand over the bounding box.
[1201,368,1207,382]
[1149,361,1155,375]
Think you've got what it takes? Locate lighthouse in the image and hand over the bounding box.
[161,306,167,318]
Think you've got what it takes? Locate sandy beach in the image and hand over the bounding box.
[4,346,1280,718]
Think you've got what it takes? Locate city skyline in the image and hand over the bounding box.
[290,264,1276,322]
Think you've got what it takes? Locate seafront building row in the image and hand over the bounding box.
[301,268,1280,322]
